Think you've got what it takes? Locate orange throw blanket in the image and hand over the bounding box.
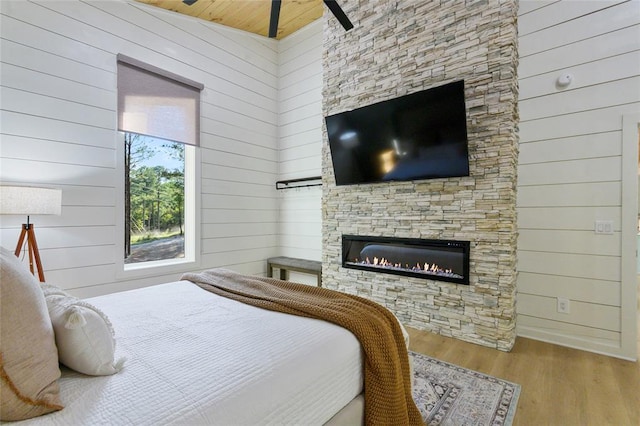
[181,268,424,426]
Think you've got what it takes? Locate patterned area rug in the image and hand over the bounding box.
[411,351,520,425]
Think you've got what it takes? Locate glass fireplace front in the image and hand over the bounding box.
[342,235,470,285]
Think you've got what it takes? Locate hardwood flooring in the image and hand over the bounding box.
[406,327,640,425]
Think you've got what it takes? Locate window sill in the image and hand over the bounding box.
[116,257,199,281]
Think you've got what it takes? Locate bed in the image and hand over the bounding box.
[1,248,420,425]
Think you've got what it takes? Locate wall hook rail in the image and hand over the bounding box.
[276,176,322,190]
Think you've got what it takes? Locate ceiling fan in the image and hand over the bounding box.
[181,0,354,38]
[268,0,353,38]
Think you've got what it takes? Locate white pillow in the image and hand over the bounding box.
[0,247,63,420]
[41,284,125,376]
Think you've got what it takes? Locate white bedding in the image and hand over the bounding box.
[14,281,364,425]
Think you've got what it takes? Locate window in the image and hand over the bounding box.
[123,134,186,264]
[117,55,202,270]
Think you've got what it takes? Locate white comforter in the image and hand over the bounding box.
[17,281,364,425]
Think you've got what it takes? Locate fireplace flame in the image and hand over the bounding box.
[347,256,461,280]
[357,257,449,273]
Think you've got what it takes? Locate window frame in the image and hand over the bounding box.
[115,56,202,279]
[115,132,201,280]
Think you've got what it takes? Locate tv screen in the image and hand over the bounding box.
[325,80,470,186]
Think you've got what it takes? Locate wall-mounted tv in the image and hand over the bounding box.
[325,80,470,186]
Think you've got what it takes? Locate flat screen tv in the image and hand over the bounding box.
[325,80,470,186]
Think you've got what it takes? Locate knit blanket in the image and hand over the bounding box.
[181,268,424,426]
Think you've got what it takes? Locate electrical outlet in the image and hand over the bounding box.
[557,297,570,314]
[594,220,614,234]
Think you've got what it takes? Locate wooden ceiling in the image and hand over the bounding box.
[135,0,324,40]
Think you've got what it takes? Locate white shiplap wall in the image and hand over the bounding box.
[0,0,279,297]
[517,0,640,359]
[275,21,323,285]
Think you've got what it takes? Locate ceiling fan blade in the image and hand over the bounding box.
[182,0,198,5]
[269,0,282,38]
[323,0,354,31]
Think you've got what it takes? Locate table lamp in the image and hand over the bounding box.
[0,186,62,282]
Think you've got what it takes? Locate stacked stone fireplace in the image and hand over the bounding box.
[321,0,519,351]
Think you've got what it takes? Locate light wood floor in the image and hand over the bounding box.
[407,327,640,425]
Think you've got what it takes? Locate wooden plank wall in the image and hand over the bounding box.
[275,21,323,284]
[517,0,640,358]
[0,0,279,297]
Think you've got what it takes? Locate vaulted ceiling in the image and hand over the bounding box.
[135,0,324,40]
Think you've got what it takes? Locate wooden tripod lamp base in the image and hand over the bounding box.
[14,223,46,282]
[0,186,62,282]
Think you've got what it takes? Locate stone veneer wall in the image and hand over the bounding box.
[321,0,519,351]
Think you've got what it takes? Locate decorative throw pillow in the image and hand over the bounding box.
[41,284,125,376]
[0,247,63,421]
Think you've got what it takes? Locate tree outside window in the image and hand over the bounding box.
[124,133,185,264]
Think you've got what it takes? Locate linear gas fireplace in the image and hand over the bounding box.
[342,235,470,285]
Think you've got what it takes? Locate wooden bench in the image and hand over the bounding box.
[267,256,322,287]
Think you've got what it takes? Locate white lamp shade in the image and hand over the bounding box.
[0,186,62,215]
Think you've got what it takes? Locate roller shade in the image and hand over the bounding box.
[117,54,203,146]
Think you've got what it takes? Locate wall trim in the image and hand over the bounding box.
[620,112,639,360]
